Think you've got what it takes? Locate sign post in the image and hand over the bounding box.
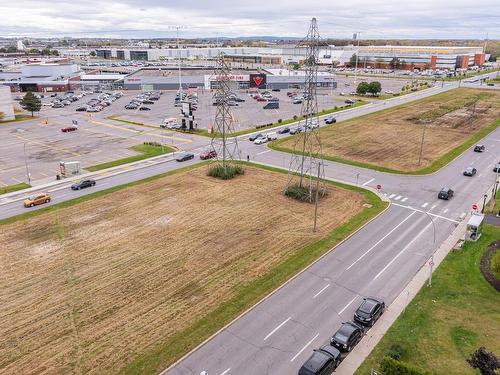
[428,256,434,287]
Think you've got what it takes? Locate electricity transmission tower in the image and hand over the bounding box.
[209,53,241,171]
[286,17,326,204]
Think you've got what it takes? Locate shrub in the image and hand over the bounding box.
[293,115,298,120]
[278,119,282,123]
[207,164,244,180]
[386,343,406,360]
[467,347,500,375]
[380,356,432,375]
[284,183,327,202]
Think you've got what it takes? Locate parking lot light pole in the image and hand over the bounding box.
[481,194,488,214]
[23,143,31,186]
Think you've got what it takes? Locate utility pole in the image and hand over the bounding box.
[23,143,31,185]
[418,120,428,166]
[313,160,321,232]
[354,32,360,85]
[176,26,183,97]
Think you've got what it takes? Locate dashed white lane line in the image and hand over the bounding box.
[362,178,374,186]
[264,317,292,341]
[291,333,319,362]
[256,149,271,155]
[345,211,416,270]
[313,284,330,299]
[392,203,460,224]
[443,208,449,214]
[388,193,396,199]
[220,368,231,375]
[430,204,437,210]
[421,202,429,208]
[401,197,408,202]
[374,221,434,280]
[338,296,357,315]
[394,195,402,201]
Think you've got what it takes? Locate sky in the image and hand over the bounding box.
[0,0,499,39]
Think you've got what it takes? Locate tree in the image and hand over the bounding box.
[20,91,41,117]
[89,51,96,57]
[356,81,370,95]
[28,48,40,54]
[350,53,358,66]
[467,347,500,375]
[390,57,401,70]
[367,81,382,95]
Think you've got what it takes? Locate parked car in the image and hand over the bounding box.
[345,99,355,104]
[277,127,290,134]
[254,137,268,145]
[200,150,217,160]
[87,107,100,112]
[24,193,51,208]
[52,102,64,108]
[125,104,139,109]
[249,133,264,141]
[71,179,96,190]
[330,321,364,352]
[264,102,279,109]
[438,187,454,200]
[324,116,337,124]
[75,106,88,112]
[139,106,151,111]
[61,125,78,133]
[353,297,385,326]
[256,96,266,102]
[298,344,341,375]
[493,163,500,173]
[175,152,194,162]
[463,167,477,177]
[293,98,303,104]
[474,144,485,152]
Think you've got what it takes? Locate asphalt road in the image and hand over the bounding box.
[1,74,498,375]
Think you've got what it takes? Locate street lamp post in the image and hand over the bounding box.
[481,194,488,214]
[424,212,436,287]
[23,143,31,185]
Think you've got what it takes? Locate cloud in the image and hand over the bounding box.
[0,0,498,39]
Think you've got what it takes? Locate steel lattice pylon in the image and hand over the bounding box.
[286,18,326,202]
[209,53,241,168]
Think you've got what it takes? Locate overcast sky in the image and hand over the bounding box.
[0,0,499,39]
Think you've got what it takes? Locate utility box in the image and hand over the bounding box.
[465,214,484,242]
[59,161,81,178]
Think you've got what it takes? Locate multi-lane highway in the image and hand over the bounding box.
[0,77,498,375]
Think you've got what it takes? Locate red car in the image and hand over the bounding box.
[200,150,217,160]
[256,96,266,102]
[61,125,78,132]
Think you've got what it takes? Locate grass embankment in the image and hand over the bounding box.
[86,143,175,172]
[355,224,500,375]
[0,183,31,195]
[272,88,500,175]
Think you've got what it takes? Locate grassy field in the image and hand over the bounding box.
[0,182,30,195]
[274,88,500,174]
[0,164,385,374]
[355,224,500,375]
[86,143,175,172]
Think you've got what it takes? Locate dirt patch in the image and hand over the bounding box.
[0,166,366,374]
[281,88,500,171]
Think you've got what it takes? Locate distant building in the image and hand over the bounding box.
[0,85,15,121]
[16,40,25,51]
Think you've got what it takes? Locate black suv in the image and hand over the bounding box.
[474,144,485,152]
[71,179,96,190]
[438,187,454,200]
[353,297,385,326]
[175,153,194,162]
[298,344,341,375]
[330,321,364,352]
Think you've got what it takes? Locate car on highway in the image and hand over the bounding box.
[176,152,194,162]
[61,125,78,133]
[330,321,364,352]
[494,163,500,173]
[289,126,302,135]
[24,193,51,208]
[474,144,485,152]
[438,187,454,200]
[254,136,268,145]
[298,344,341,375]
[249,133,264,141]
[345,99,355,104]
[266,133,277,141]
[277,127,290,134]
[463,167,477,177]
[200,150,217,160]
[353,297,385,326]
[324,116,337,124]
[71,179,96,190]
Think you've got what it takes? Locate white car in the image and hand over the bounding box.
[254,137,268,145]
[266,133,277,141]
[42,102,54,107]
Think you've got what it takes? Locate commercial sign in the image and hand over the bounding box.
[204,74,249,89]
[249,73,267,88]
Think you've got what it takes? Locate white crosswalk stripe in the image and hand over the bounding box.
[394,195,402,201]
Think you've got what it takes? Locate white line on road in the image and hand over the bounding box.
[392,203,460,224]
[291,333,319,362]
[401,197,408,202]
[374,221,434,280]
[388,193,396,199]
[394,195,402,201]
[313,284,330,299]
[220,368,231,375]
[256,149,271,155]
[421,202,429,208]
[430,204,437,210]
[264,317,292,341]
[362,178,374,186]
[443,208,449,214]
[346,211,415,270]
[338,296,357,315]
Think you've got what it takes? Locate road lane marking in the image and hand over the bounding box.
[394,195,402,201]
[392,203,459,224]
[443,208,449,214]
[345,211,415,270]
[313,284,330,299]
[264,316,292,341]
[291,333,319,362]
[338,296,357,315]
[220,369,231,375]
[401,197,408,202]
[421,202,429,208]
[362,178,374,186]
[388,194,396,199]
[430,204,437,210]
[374,221,434,280]
[256,149,271,155]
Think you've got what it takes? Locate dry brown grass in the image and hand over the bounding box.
[0,166,366,374]
[281,88,500,171]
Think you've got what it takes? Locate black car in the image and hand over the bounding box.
[493,163,500,173]
[463,167,477,177]
[75,106,88,112]
[249,133,264,141]
[298,344,341,375]
[353,297,385,326]
[71,179,96,190]
[277,127,290,134]
[324,116,337,124]
[438,187,454,200]
[330,321,364,352]
[139,106,151,111]
[345,99,355,104]
[175,153,194,162]
[473,144,485,152]
[289,127,302,135]
[264,102,279,109]
[142,100,154,104]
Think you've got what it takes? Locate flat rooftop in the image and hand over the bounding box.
[128,67,261,78]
